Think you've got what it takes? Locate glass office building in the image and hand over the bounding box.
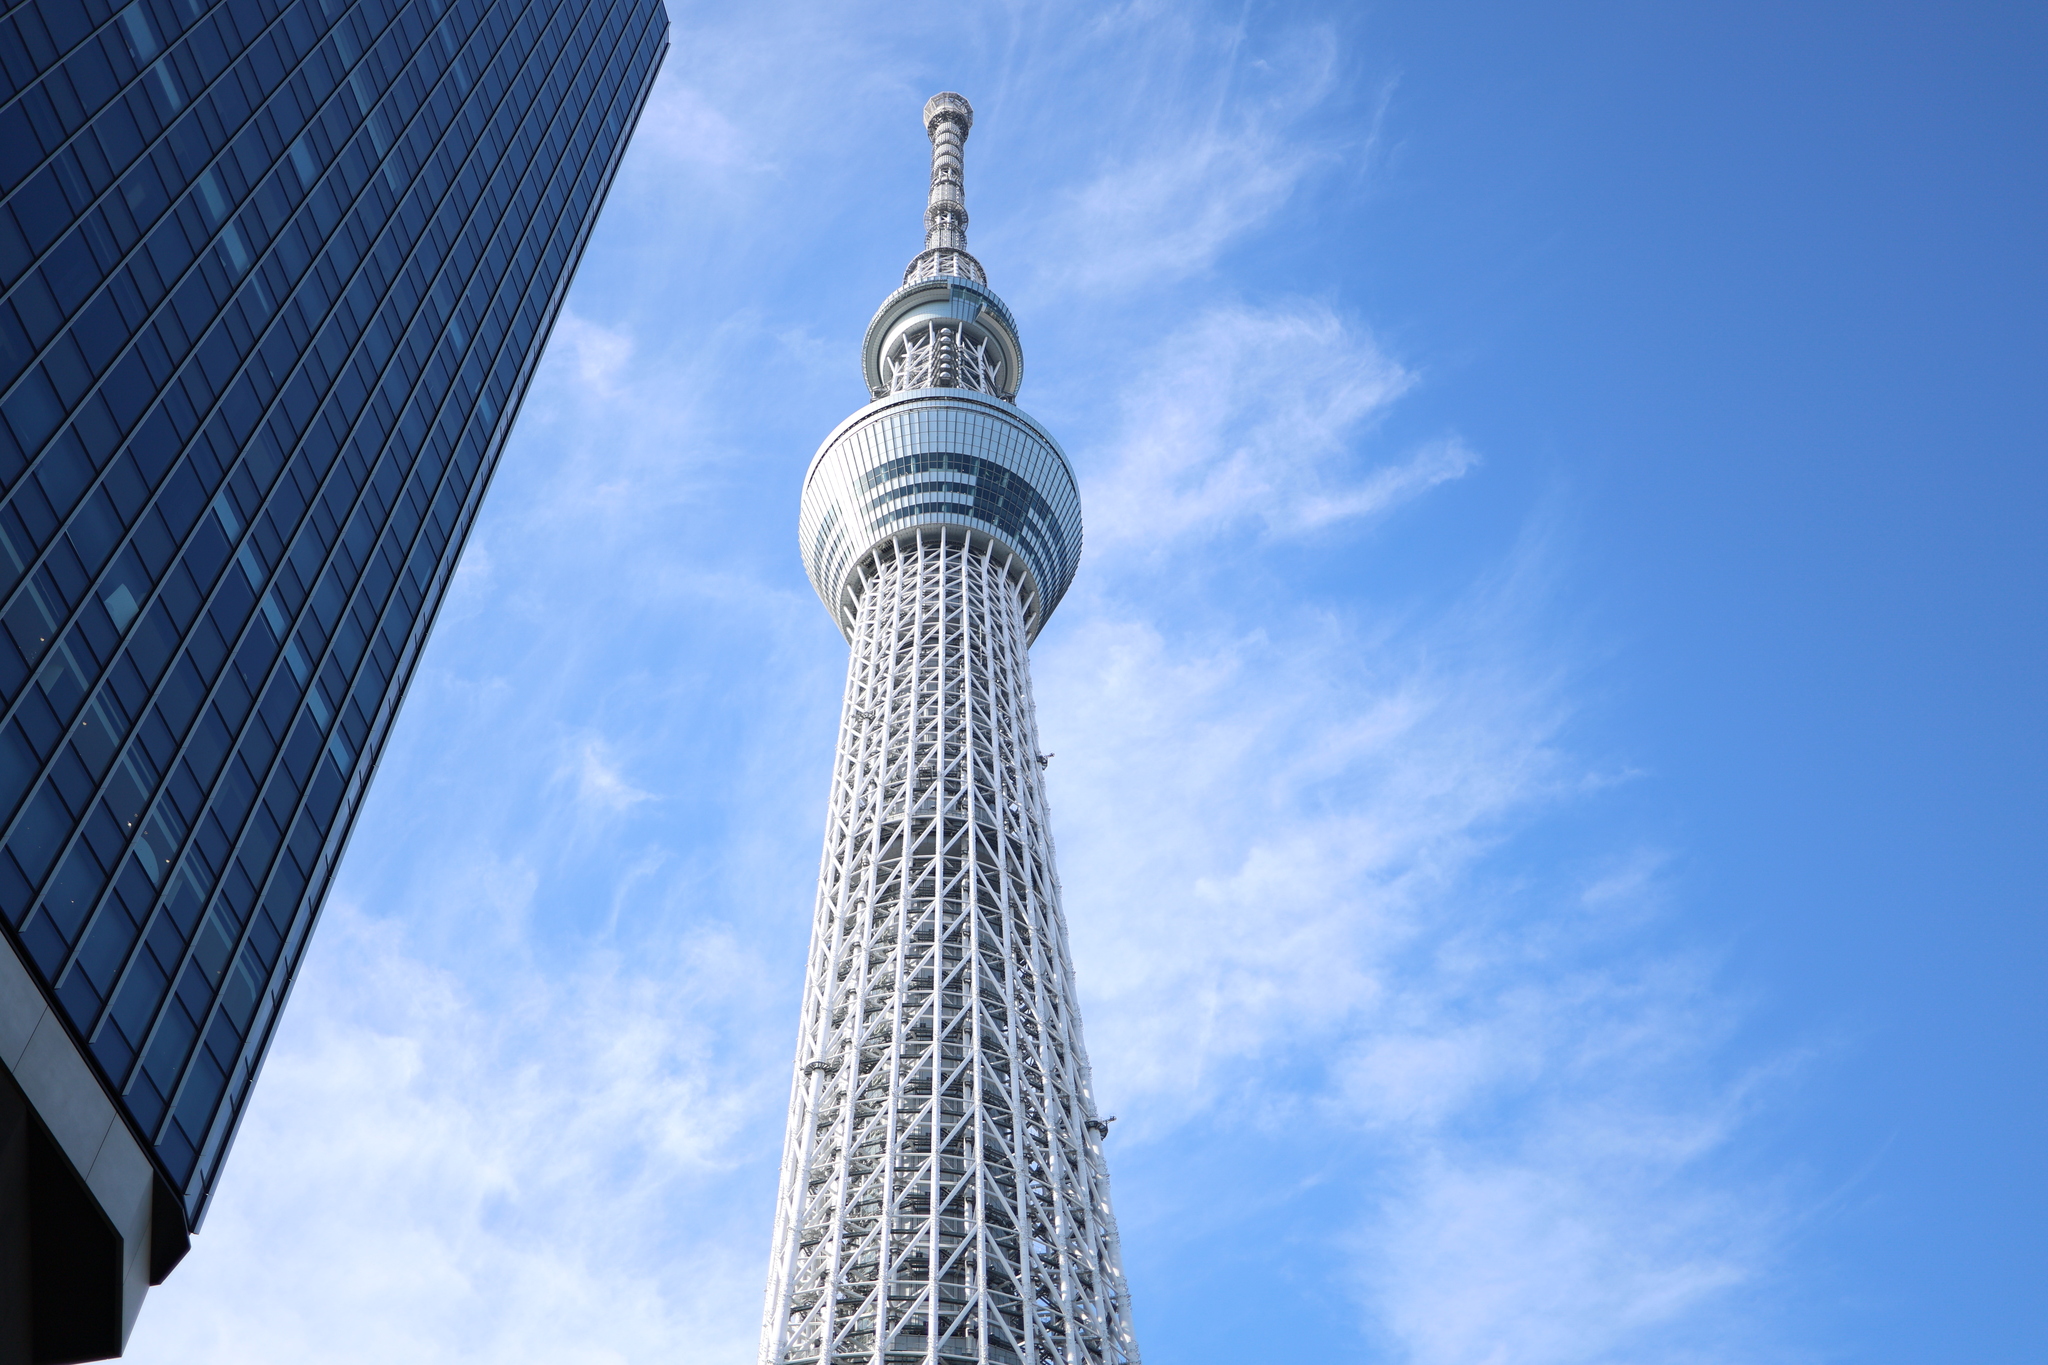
[0,0,666,1354]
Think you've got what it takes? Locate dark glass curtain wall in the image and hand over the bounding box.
[0,0,666,1226]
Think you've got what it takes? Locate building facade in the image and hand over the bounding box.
[761,94,1141,1365]
[0,0,666,1355]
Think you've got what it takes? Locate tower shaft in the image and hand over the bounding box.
[763,532,1136,1365]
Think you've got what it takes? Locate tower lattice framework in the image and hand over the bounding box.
[764,94,1140,1365]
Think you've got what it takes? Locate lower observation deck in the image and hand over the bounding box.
[799,389,1082,642]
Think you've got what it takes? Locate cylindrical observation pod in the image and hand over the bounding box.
[799,387,1081,643]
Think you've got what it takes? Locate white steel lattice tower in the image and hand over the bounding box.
[763,95,1140,1365]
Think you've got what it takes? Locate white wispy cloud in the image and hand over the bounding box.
[1001,14,1349,297]
[1040,553,1791,1360]
[1034,268,1783,1356]
[567,737,657,814]
[1025,111,1318,296]
[636,82,758,174]
[1040,567,1576,1115]
[551,312,637,397]
[1298,436,1480,527]
[130,897,777,1363]
[1080,301,1473,550]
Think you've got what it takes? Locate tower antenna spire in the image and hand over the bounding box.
[923,91,972,251]
[904,92,988,285]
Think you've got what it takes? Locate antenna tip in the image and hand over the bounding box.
[923,92,974,137]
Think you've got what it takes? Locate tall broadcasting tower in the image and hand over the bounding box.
[761,94,1141,1365]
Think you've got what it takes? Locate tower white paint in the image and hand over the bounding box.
[762,94,1141,1365]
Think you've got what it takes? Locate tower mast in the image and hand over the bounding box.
[764,94,1141,1365]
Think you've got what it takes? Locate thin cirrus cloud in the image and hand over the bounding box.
[996,15,1348,300]
[127,897,778,1362]
[1039,521,1790,1359]
[1078,300,1475,549]
[568,737,658,814]
[1040,541,1577,1116]
[1022,118,1325,296]
[549,312,637,397]
[1027,220,1784,1356]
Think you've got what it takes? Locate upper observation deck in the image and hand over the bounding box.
[798,93,1082,642]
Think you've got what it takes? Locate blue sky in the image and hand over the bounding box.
[123,1,2044,1361]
